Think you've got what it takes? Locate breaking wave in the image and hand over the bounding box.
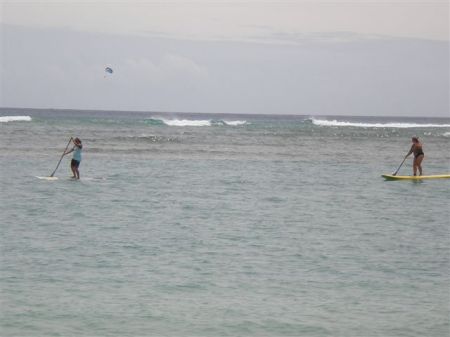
[310,118,450,128]
[0,116,32,123]
[223,120,247,126]
[146,117,247,127]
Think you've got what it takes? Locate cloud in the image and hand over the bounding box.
[121,54,208,84]
[2,1,449,41]
[1,24,449,116]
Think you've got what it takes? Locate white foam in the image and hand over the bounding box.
[149,117,247,127]
[311,118,450,128]
[159,118,211,127]
[224,120,247,126]
[0,115,32,123]
[443,132,450,137]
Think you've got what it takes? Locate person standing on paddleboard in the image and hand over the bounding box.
[405,137,424,176]
[64,137,83,179]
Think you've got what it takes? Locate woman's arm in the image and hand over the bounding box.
[405,144,414,158]
[64,147,74,156]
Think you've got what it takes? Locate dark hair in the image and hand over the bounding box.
[412,137,419,143]
[74,138,82,149]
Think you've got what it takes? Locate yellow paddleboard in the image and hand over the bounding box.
[382,174,450,180]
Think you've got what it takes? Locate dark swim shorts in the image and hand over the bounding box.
[71,159,80,168]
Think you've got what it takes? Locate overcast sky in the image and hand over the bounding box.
[1,0,449,116]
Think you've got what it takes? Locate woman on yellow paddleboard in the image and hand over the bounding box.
[405,137,424,176]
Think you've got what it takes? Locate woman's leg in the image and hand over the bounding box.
[416,155,424,176]
[70,163,76,178]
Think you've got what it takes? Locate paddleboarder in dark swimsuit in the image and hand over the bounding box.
[405,137,424,176]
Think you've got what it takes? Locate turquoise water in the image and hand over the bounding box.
[1,109,449,336]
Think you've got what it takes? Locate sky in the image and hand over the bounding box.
[1,0,449,116]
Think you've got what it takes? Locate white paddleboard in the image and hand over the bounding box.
[35,176,59,181]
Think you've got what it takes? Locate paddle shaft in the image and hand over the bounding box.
[392,157,407,176]
[50,137,73,177]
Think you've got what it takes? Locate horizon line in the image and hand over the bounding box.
[1,106,449,119]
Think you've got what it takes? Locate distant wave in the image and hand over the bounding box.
[0,115,32,123]
[310,118,450,128]
[147,117,247,127]
[223,120,247,126]
[443,132,450,138]
[163,118,211,127]
[114,134,179,143]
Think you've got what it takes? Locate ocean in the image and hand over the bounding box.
[1,108,449,337]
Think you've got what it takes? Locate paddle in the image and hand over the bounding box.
[50,137,73,177]
[392,156,407,176]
